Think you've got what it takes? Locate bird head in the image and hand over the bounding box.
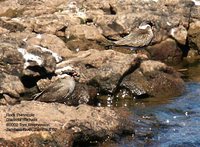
[55,66,80,80]
[139,21,154,30]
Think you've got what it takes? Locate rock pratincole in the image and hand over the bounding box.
[33,66,78,103]
[114,21,154,50]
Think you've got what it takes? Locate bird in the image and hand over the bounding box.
[113,21,154,51]
[33,75,75,103]
[33,66,79,103]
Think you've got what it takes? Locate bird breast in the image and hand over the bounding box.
[114,28,153,47]
[35,75,76,103]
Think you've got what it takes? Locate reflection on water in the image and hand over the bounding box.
[99,60,200,147]
[117,82,200,147]
[100,83,200,147]
[175,59,200,82]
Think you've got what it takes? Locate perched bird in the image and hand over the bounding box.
[114,21,154,50]
[33,66,79,103]
[33,75,75,103]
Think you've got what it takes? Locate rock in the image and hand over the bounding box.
[170,25,188,45]
[0,18,25,32]
[65,24,105,41]
[67,83,97,106]
[0,72,25,100]
[56,49,184,98]
[65,24,108,51]
[147,38,182,63]
[56,49,148,93]
[18,46,57,77]
[188,20,200,53]
[0,39,24,75]
[0,101,134,145]
[0,27,9,34]
[185,49,200,62]
[121,60,185,98]
[26,33,73,58]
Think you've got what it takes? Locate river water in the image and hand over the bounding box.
[101,60,200,147]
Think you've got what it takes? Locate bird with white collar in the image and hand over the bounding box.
[114,21,154,51]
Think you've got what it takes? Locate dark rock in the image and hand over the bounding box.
[147,38,183,63]
[66,83,97,106]
[56,49,147,93]
[188,21,200,53]
[121,60,185,98]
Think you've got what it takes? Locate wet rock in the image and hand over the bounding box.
[121,60,185,98]
[67,83,97,106]
[147,38,182,63]
[0,101,134,145]
[185,49,200,62]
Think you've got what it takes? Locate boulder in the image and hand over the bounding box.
[56,49,184,98]
[56,49,147,93]
[0,72,25,105]
[147,38,183,63]
[121,60,185,98]
[188,20,200,53]
[0,101,134,145]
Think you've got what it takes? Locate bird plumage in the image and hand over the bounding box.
[114,23,154,48]
[33,75,75,103]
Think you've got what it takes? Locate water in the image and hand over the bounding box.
[115,82,200,147]
[98,60,200,147]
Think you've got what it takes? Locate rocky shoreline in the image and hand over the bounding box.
[0,0,199,146]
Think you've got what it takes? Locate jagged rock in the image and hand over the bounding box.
[0,73,25,104]
[0,39,24,75]
[0,18,25,32]
[56,49,148,93]
[26,33,73,58]
[56,49,184,98]
[0,101,134,145]
[121,60,185,98]
[170,25,188,45]
[188,20,200,53]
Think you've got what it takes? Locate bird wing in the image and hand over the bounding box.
[33,78,72,102]
[114,29,152,47]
